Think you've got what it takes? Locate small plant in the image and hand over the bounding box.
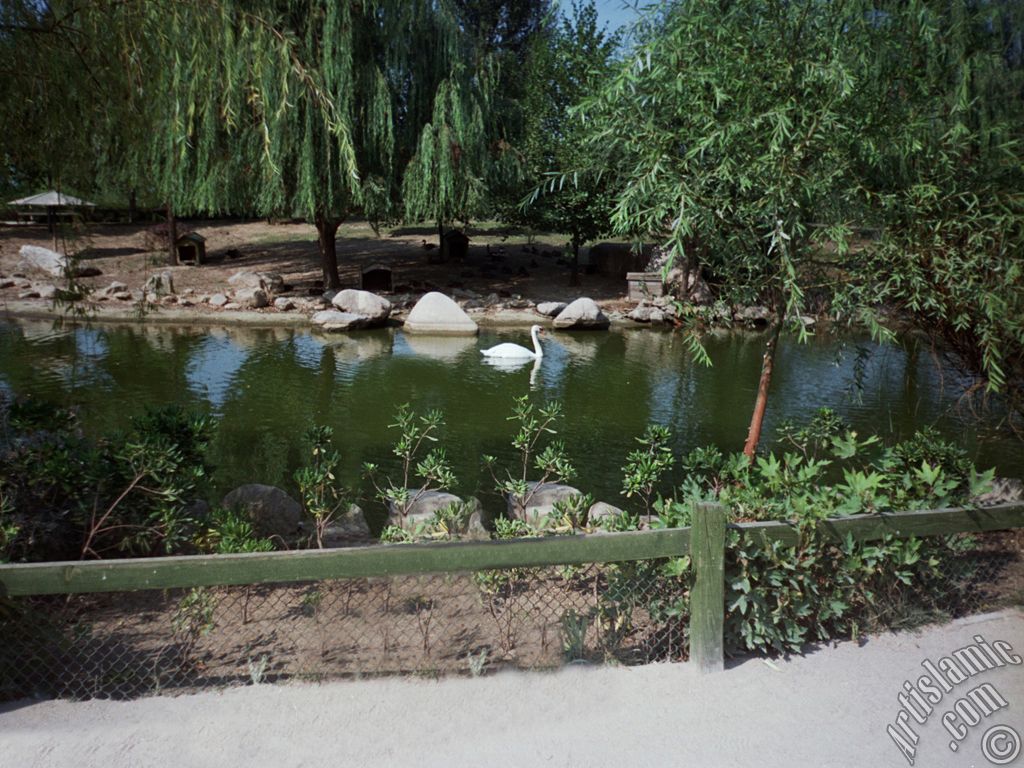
[621,424,675,515]
[466,648,490,677]
[172,587,218,661]
[248,654,270,684]
[560,609,591,662]
[196,507,274,554]
[363,404,457,525]
[295,426,350,549]
[483,396,576,514]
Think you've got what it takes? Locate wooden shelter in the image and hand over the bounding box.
[175,232,206,264]
[7,190,95,251]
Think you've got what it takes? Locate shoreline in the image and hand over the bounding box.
[0,298,664,332]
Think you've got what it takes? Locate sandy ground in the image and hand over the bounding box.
[0,219,636,320]
[2,609,1022,768]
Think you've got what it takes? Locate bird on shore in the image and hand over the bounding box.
[481,325,545,359]
[421,239,437,251]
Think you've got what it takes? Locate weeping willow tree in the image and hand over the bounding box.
[1,1,505,288]
[0,1,150,207]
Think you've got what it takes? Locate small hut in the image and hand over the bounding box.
[360,263,393,292]
[7,190,95,251]
[175,232,207,264]
[442,229,469,262]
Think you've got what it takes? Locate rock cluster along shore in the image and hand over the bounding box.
[215,479,666,550]
[0,249,826,332]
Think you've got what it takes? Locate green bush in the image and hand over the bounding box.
[0,396,214,561]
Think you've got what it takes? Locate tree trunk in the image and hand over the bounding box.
[570,241,581,286]
[742,310,785,458]
[48,207,58,252]
[128,189,137,224]
[166,202,178,266]
[437,220,446,261]
[316,215,342,290]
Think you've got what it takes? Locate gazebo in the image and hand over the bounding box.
[7,190,95,250]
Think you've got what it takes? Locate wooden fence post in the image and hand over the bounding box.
[690,501,727,673]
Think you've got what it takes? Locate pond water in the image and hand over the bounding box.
[1,318,1020,530]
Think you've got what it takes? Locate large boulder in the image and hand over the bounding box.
[17,245,67,277]
[507,482,585,527]
[734,305,772,324]
[311,309,372,332]
[331,289,391,325]
[535,301,567,318]
[222,484,303,539]
[553,297,610,330]
[228,271,284,293]
[143,271,175,297]
[403,292,479,335]
[588,501,626,526]
[386,491,489,538]
[318,504,372,547]
[235,286,269,309]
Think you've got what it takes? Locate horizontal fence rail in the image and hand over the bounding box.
[0,527,694,597]
[3,504,1020,598]
[0,502,1020,696]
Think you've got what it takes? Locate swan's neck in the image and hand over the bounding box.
[532,328,543,358]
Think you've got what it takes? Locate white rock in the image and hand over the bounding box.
[507,482,585,527]
[17,245,67,277]
[735,305,772,323]
[553,297,610,330]
[404,292,479,335]
[228,271,283,293]
[588,501,626,525]
[274,297,296,311]
[143,272,175,297]
[235,286,269,309]
[311,309,371,332]
[536,301,567,317]
[209,293,229,307]
[100,282,128,297]
[331,289,391,325]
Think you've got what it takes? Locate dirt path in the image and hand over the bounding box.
[0,219,636,321]
[3,609,1022,768]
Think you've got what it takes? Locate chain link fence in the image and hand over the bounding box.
[1,559,688,701]
[1,529,1020,702]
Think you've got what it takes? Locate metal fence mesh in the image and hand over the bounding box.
[1,530,1019,702]
[1,559,688,701]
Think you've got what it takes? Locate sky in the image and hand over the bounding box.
[591,0,642,31]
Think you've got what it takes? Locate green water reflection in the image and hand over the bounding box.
[1,318,1019,529]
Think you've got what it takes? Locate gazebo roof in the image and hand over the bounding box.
[7,190,95,207]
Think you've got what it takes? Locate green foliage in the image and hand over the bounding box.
[483,396,576,511]
[364,404,457,523]
[0,398,212,561]
[517,1,621,277]
[621,424,674,515]
[196,507,274,554]
[294,425,350,549]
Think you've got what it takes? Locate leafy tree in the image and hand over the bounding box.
[840,0,1024,417]
[580,0,896,455]
[1,1,505,289]
[520,1,621,283]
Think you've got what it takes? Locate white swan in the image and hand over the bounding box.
[481,325,545,359]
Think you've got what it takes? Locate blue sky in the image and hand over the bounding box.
[591,0,641,31]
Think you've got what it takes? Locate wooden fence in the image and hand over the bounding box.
[1,502,1021,677]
